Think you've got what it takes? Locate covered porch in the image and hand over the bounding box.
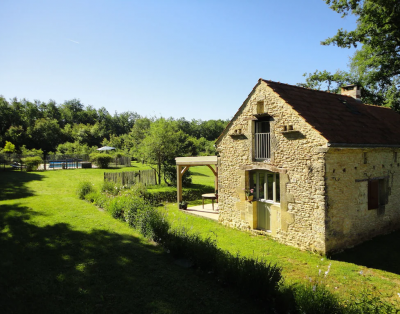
[175,156,218,215]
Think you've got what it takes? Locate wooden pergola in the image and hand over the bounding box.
[175,156,218,206]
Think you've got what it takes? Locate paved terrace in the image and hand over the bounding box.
[182,203,219,221]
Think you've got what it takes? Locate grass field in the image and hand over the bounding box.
[0,167,268,313]
[1,165,400,312]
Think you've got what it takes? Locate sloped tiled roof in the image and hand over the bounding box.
[263,80,400,146]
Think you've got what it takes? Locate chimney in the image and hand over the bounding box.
[341,84,361,100]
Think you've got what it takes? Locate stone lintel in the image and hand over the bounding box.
[240,163,287,173]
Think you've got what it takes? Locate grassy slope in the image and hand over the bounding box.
[167,166,400,305]
[0,168,265,314]
[2,164,400,312]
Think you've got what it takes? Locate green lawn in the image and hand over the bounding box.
[2,165,400,312]
[0,168,265,313]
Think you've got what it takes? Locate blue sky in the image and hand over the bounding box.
[0,0,357,120]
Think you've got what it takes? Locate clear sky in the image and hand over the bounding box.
[0,0,357,120]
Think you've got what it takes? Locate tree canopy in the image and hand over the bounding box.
[300,0,400,111]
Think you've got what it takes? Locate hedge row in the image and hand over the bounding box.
[143,187,214,205]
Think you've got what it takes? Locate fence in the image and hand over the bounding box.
[104,169,157,186]
[109,156,131,168]
[0,153,132,171]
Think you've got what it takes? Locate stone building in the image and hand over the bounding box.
[215,79,400,254]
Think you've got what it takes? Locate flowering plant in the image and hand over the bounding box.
[243,188,254,197]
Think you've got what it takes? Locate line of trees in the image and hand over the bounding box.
[0,95,228,184]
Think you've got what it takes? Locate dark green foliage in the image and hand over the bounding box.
[89,153,112,168]
[143,187,214,205]
[163,163,192,187]
[300,0,400,111]
[76,181,95,200]
[21,156,42,172]
[107,196,130,219]
[122,196,156,238]
[292,283,343,314]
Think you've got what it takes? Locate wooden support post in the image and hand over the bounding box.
[215,166,218,193]
[177,165,183,207]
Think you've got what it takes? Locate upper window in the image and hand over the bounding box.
[250,170,280,203]
[254,118,271,160]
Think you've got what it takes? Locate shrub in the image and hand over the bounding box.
[93,193,110,208]
[76,181,95,200]
[90,153,113,168]
[84,191,101,203]
[107,196,128,219]
[22,156,42,171]
[292,283,343,314]
[144,187,214,205]
[129,182,147,197]
[101,180,121,196]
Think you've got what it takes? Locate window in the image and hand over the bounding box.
[250,171,280,203]
[368,179,387,210]
[255,118,271,160]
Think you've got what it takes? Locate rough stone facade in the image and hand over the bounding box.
[216,81,328,253]
[216,80,400,254]
[325,148,400,252]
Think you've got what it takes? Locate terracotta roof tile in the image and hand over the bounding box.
[263,80,400,146]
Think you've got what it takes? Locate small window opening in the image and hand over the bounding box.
[363,152,367,164]
[368,179,388,210]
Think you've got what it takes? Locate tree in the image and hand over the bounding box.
[27,118,63,152]
[3,141,16,154]
[300,0,400,111]
[138,118,183,185]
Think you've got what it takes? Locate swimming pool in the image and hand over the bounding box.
[49,160,82,169]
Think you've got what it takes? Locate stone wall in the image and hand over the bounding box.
[216,81,328,253]
[325,147,400,252]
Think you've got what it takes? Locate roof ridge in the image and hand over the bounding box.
[260,78,359,100]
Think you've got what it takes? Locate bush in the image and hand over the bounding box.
[93,193,110,208]
[90,153,113,168]
[101,180,121,196]
[163,163,192,187]
[107,196,131,219]
[144,187,214,205]
[22,156,42,171]
[76,181,95,200]
[84,191,100,203]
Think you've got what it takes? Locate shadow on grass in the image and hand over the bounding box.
[0,171,43,201]
[0,204,265,314]
[331,230,400,275]
[190,171,209,177]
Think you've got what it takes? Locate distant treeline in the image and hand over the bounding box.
[0,96,228,159]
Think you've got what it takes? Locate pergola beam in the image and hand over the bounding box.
[175,156,219,208]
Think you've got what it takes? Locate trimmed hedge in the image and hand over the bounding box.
[144,187,214,205]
